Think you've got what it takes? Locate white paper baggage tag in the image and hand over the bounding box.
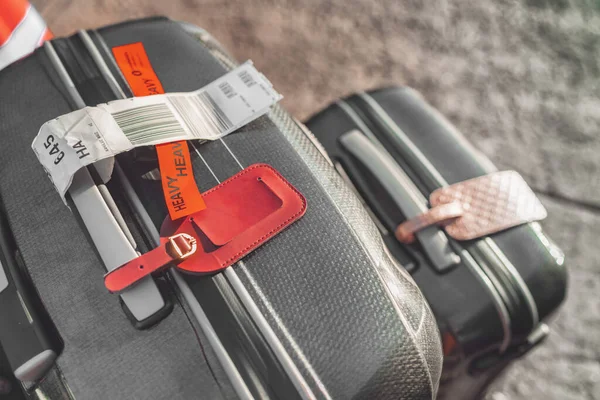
[31,61,282,199]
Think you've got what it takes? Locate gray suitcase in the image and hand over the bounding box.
[0,17,441,399]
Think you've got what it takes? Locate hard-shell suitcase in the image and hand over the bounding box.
[0,346,19,399]
[305,87,568,400]
[0,19,442,400]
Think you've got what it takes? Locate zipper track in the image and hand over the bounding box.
[349,92,540,338]
[177,25,324,400]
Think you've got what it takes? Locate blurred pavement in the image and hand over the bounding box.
[33,0,600,398]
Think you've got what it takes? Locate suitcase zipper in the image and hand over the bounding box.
[349,92,540,339]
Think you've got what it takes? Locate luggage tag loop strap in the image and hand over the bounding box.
[104,232,197,293]
[395,202,463,244]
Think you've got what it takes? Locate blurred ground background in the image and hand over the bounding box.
[32,0,600,398]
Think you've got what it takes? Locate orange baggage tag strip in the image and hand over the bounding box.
[112,42,206,219]
[112,42,164,96]
[155,142,206,218]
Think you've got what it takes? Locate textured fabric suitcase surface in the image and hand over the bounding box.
[305,87,567,400]
[0,18,442,400]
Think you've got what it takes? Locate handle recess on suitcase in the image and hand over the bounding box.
[339,129,460,271]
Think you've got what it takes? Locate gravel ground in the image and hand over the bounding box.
[34,0,600,398]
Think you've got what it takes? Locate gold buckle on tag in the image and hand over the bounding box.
[167,233,198,260]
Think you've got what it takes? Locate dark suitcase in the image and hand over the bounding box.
[0,18,442,400]
[0,346,18,399]
[305,87,568,400]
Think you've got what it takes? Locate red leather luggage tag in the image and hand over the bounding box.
[104,164,307,293]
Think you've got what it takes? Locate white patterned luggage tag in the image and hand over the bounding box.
[396,171,547,242]
[31,61,282,199]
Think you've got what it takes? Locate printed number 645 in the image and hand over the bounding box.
[44,135,65,165]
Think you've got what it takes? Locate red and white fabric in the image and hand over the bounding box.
[0,0,52,70]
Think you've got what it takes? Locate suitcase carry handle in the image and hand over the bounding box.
[339,129,460,271]
[43,41,167,323]
[332,161,419,272]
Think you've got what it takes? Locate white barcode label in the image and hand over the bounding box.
[218,81,237,99]
[102,60,281,145]
[238,70,257,87]
[113,103,187,144]
[32,61,282,199]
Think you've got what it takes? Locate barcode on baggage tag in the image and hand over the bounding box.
[238,70,257,88]
[33,61,283,200]
[169,92,234,139]
[112,103,186,145]
[218,81,237,99]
